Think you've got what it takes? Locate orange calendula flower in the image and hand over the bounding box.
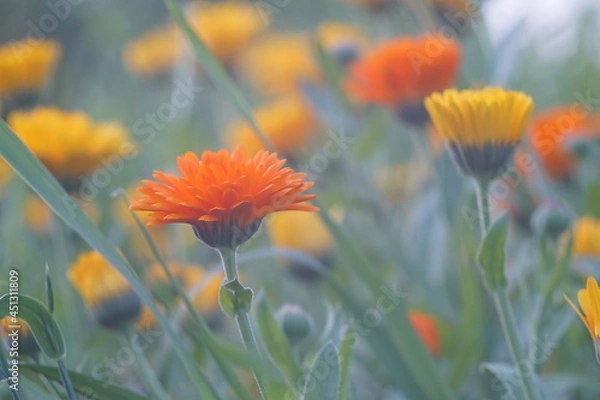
[409,310,441,356]
[345,34,461,113]
[226,95,318,157]
[565,277,600,362]
[0,39,61,97]
[572,216,600,258]
[529,106,599,181]
[130,149,318,249]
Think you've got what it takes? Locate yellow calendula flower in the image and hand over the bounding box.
[123,24,182,78]
[187,2,267,64]
[267,211,334,281]
[146,263,224,314]
[565,277,600,362]
[226,95,318,156]
[425,87,534,178]
[0,317,39,356]
[0,39,61,97]
[237,33,320,95]
[8,107,135,187]
[573,216,600,258]
[68,251,141,330]
[316,22,367,65]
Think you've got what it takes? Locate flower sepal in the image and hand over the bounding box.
[219,278,255,317]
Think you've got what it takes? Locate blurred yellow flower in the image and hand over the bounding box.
[187,2,267,64]
[123,25,182,78]
[267,211,334,280]
[68,251,134,307]
[68,251,141,330]
[268,211,333,256]
[573,216,600,258]
[0,39,61,97]
[237,33,320,95]
[565,277,600,361]
[25,195,100,235]
[425,87,534,178]
[0,160,13,192]
[0,317,39,356]
[147,263,224,314]
[316,21,367,54]
[8,107,135,185]
[375,161,430,204]
[24,196,53,235]
[123,2,266,78]
[226,95,318,156]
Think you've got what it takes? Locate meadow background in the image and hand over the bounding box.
[1,0,600,399]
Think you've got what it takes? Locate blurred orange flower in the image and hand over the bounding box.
[226,95,318,157]
[130,149,317,248]
[528,106,599,180]
[409,310,441,356]
[345,34,461,108]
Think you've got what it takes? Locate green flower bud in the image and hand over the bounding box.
[276,304,314,345]
[531,200,573,240]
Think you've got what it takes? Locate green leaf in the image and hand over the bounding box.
[255,294,303,384]
[480,363,527,400]
[303,341,340,400]
[45,264,54,314]
[219,279,254,316]
[477,213,509,290]
[0,119,220,400]
[338,326,355,400]
[0,294,65,359]
[21,364,147,400]
[585,181,600,217]
[162,0,274,152]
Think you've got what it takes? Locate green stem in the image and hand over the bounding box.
[474,179,542,400]
[218,247,268,400]
[531,233,573,372]
[121,193,252,400]
[0,344,20,400]
[57,360,77,400]
[123,330,171,400]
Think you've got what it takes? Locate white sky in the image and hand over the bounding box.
[484,0,600,58]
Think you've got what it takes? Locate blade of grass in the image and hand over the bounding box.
[162,0,274,153]
[0,119,221,400]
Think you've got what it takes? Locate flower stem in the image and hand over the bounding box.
[57,359,78,400]
[123,329,171,400]
[474,179,542,400]
[218,247,268,399]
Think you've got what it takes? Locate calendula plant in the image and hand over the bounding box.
[1,0,600,399]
